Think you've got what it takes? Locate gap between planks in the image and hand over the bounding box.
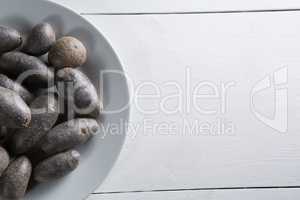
[93,186,300,195]
[80,8,300,15]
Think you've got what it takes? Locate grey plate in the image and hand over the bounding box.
[0,0,129,199]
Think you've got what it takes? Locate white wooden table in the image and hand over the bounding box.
[51,1,300,199]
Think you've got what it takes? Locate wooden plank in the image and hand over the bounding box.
[81,12,300,193]
[88,189,300,200]
[49,0,300,14]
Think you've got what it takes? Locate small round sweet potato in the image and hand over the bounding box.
[34,150,80,182]
[23,22,56,56]
[1,157,32,199]
[0,74,33,104]
[12,93,59,155]
[0,146,9,176]
[0,26,22,53]
[0,52,54,87]
[40,118,99,155]
[0,87,31,128]
[56,68,101,117]
[48,36,87,69]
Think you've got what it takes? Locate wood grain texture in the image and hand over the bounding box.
[47,1,300,198]
[50,0,300,13]
[88,188,300,199]
[78,13,300,193]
